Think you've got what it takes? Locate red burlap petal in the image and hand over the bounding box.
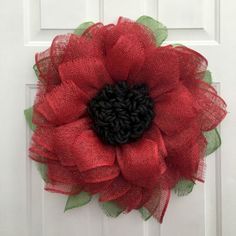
[132,46,180,98]
[188,80,227,131]
[47,163,82,185]
[154,84,197,135]
[54,118,91,166]
[34,81,88,126]
[81,165,120,183]
[116,186,143,211]
[59,58,113,97]
[117,138,166,188]
[106,34,145,81]
[99,176,131,202]
[73,130,116,172]
[144,188,171,223]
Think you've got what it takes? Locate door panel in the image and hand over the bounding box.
[0,0,235,235]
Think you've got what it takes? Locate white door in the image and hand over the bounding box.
[0,0,236,235]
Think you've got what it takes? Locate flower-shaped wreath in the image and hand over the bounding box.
[25,16,227,223]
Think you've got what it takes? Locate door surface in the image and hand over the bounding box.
[0,0,236,236]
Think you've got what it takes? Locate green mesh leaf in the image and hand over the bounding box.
[100,201,123,217]
[64,192,92,211]
[174,180,195,196]
[36,163,48,182]
[136,15,168,46]
[204,129,221,156]
[203,70,212,84]
[33,64,39,79]
[139,207,152,221]
[74,22,94,35]
[24,107,36,131]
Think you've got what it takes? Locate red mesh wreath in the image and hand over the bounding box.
[29,17,226,223]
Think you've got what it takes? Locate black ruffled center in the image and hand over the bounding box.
[88,81,154,145]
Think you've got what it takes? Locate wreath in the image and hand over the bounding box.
[24,16,227,223]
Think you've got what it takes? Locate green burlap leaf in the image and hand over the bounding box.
[203,70,212,84]
[74,22,94,35]
[64,192,92,211]
[24,107,36,131]
[100,201,123,217]
[174,179,195,196]
[139,207,152,221]
[204,129,221,156]
[136,16,167,46]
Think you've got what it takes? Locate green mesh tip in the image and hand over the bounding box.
[174,179,195,196]
[136,15,168,46]
[139,207,152,221]
[24,107,36,131]
[204,128,221,156]
[64,192,92,211]
[100,201,123,218]
[33,64,39,80]
[74,22,94,36]
[36,163,48,182]
[203,70,212,84]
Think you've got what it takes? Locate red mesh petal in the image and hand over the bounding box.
[174,46,208,82]
[106,34,145,81]
[35,49,60,90]
[50,34,71,70]
[59,58,112,97]
[144,123,167,157]
[62,34,103,63]
[29,127,57,163]
[165,134,207,180]
[154,84,197,135]
[34,81,88,126]
[81,165,120,183]
[163,120,201,151]
[158,167,180,190]
[104,21,155,52]
[45,182,81,195]
[144,188,171,223]
[82,23,115,53]
[116,186,143,211]
[133,47,179,98]
[73,130,116,172]
[187,80,227,131]
[47,163,82,185]
[99,176,131,202]
[54,118,90,166]
[117,138,166,188]
[84,180,113,195]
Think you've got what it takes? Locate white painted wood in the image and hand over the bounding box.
[41,0,100,29]
[159,0,204,29]
[0,0,236,235]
